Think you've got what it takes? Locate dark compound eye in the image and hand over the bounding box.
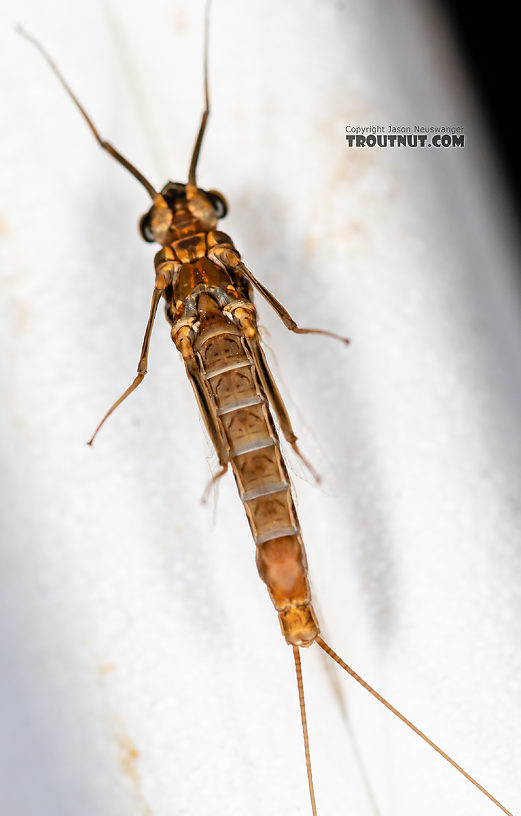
[139,211,155,243]
[207,190,228,219]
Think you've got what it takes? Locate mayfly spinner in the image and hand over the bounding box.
[18,4,513,815]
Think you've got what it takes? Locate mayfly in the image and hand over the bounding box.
[18,4,513,815]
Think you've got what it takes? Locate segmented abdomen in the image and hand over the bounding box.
[195,308,319,646]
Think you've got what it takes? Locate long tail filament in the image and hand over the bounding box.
[293,646,318,816]
[316,636,512,816]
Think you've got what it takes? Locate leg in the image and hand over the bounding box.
[209,246,349,345]
[87,282,166,446]
[238,260,349,345]
[175,326,230,493]
[234,308,321,484]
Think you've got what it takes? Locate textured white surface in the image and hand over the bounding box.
[1,1,520,815]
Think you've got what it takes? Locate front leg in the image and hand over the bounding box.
[208,244,349,346]
[225,301,321,485]
[87,265,175,446]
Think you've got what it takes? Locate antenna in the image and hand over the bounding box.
[17,25,158,200]
[187,0,212,186]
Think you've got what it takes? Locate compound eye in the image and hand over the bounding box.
[207,190,228,219]
[139,211,155,243]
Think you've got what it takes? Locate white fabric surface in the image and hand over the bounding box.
[1,1,520,814]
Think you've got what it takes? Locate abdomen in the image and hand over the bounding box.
[195,306,319,647]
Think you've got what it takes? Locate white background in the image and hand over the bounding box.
[1,1,520,815]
